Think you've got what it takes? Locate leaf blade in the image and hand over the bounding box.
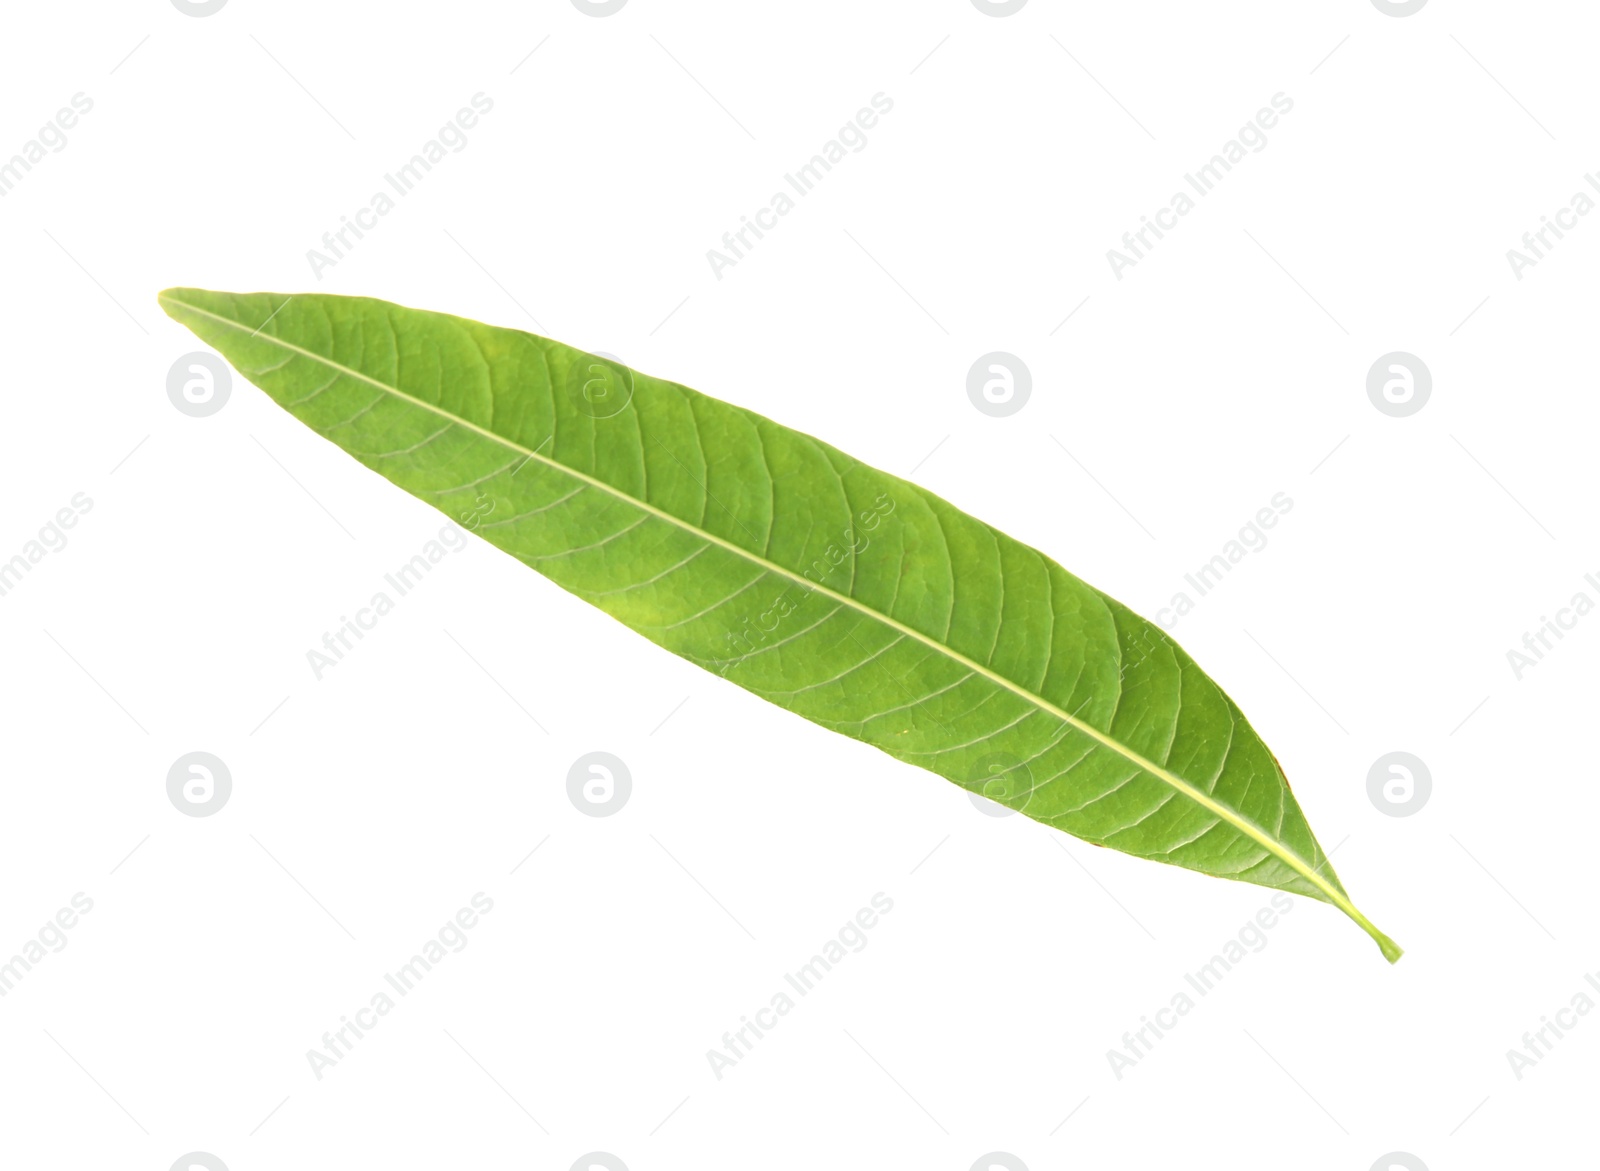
[159,287,1400,962]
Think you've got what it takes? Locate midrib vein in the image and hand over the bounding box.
[165,295,1376,936]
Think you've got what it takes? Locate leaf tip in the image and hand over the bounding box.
[156,287,200,316]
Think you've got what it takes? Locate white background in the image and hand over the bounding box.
[0,1,1594,1168]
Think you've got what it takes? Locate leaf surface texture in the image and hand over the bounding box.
[160,288,1400,961]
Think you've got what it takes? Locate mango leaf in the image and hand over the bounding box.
[159,288,1400,962]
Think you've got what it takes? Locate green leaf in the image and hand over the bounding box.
[159,287,1401,962]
